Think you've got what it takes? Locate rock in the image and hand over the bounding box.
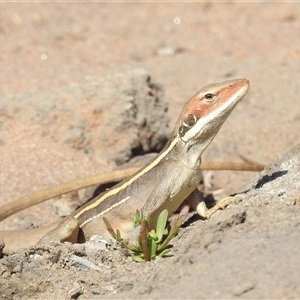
[239,143,300,207]
[0,69,171,165]
[67,254,108,272]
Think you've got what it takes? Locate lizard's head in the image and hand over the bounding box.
[176,79,249,150]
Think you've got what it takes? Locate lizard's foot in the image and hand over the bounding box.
[196,196,241,219]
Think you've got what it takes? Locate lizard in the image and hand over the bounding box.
[0,78,250,254]
[0,160,263,222]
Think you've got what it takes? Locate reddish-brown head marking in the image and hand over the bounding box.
[177,79,248,138]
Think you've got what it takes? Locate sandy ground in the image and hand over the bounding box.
[1,2,300,299]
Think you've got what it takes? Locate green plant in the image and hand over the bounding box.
[103,206,189,262]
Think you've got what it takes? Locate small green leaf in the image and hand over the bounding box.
[149,238,158,260]
[104,206,186,262]
[157,206,188,252]
[103,217,117,240]
[130,209,144,227]
[116,229,122,242]
[131,254,144,262]
[156,209,168,241]
[145,214,151,224]
[158,248,170,257]
[148,230,158,241]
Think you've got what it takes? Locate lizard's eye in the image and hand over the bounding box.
[204,93,215,102]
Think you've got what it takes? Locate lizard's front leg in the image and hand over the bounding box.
[184,173,242,220]
[196,195,242,219]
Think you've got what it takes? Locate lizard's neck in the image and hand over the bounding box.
[165,135,207,170]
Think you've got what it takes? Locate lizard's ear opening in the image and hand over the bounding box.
[178,114,198,138]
